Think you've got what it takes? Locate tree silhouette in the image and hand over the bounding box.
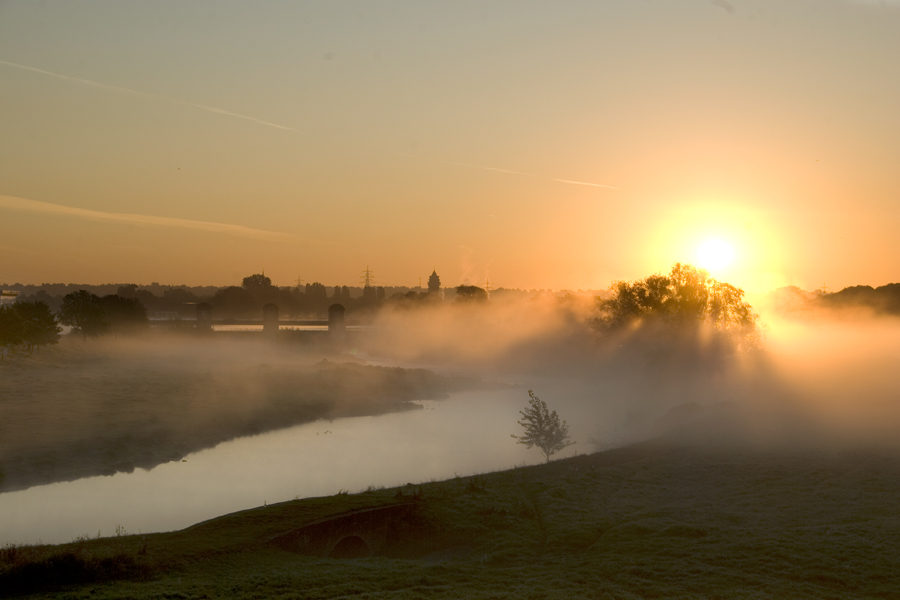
[211,286,255,319]
[12,301,61,351]
[242,273,273,290]
[58,290,109,341]
[594,263,759,350]
[0,305,24,357]
[455,285,488,303]
[100,295,148,335]
[512,390,575,462]
[116,284,139,298]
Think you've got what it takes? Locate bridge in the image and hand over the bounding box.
[269,502,421,558]
[146,302,353,342]
[206,319,330,327]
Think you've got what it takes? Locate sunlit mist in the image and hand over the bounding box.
[2,2,900,596]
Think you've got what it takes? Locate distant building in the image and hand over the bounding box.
[428,270,441,295]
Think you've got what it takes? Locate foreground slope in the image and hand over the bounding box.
[3,441,899,599]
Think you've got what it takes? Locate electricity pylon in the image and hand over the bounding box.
[360,266,375,288]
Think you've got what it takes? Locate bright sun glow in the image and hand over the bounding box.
[696,239,735,274]
[646,202,787,294]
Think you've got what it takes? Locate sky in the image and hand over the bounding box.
[1,0,898,293]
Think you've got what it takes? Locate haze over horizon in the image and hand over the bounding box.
[2,1,898,292]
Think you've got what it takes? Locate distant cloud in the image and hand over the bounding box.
[0,59,618,191]
[710,0,735,14]
[0,195,295,242]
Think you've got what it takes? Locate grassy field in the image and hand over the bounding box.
[3,441,899,599]
[0,338,491,493]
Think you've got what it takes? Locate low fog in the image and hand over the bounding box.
[0,338,494,493]
[3,282,900,498]
[363,289,900,454]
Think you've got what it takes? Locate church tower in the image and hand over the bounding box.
[427,269,441,295]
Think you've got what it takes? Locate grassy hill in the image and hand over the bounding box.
[3,441,899,599]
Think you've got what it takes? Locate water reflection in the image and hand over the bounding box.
[210,324,372,331]
[0,388,592,545]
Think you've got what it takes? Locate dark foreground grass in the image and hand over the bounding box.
[3,442,900,599]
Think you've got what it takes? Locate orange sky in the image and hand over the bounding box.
[1,1,898,293]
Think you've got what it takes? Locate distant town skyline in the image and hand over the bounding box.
[2,1,899,293]
[0,271,608,295]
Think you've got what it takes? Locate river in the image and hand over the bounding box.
[0,386,604,546]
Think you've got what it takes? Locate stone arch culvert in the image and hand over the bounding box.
[268,502,430,559]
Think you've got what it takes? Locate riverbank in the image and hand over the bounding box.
[0,337,495,493]
[2,441,899,598]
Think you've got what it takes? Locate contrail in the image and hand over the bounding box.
[551,178,618,189]
[0,59,617,190]
[0,194,295,242]
[446,161,618,189]
[0,59,300,133]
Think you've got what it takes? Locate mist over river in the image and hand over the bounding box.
[0,387,598,546]
[6,307,900,547]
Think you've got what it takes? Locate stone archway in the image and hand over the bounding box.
[268,503,419,559]
[328,535,371,559]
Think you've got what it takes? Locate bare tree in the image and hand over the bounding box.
[512,390,575,462]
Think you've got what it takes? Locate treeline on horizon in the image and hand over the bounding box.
[3,266,899,362]
[0,276,603,320]
[0,272,602,353]
[7,275,900,319]
[4,273,900,320]
[767,282,900,317]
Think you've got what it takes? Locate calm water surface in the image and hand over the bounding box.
[0,387,600,545]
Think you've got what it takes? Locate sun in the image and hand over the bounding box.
[696,238,735,274]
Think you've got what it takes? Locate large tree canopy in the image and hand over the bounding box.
[0,305,25,353]
[12,301,61,350]
[58,290,109,341]
[0,301,62,354]
[59,291,148,340]
[100,294,149,335]
[242,273,273,291]
[455,285,488,303]
[594,263,759,350]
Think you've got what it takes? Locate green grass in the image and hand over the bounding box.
[3,442,900,598]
